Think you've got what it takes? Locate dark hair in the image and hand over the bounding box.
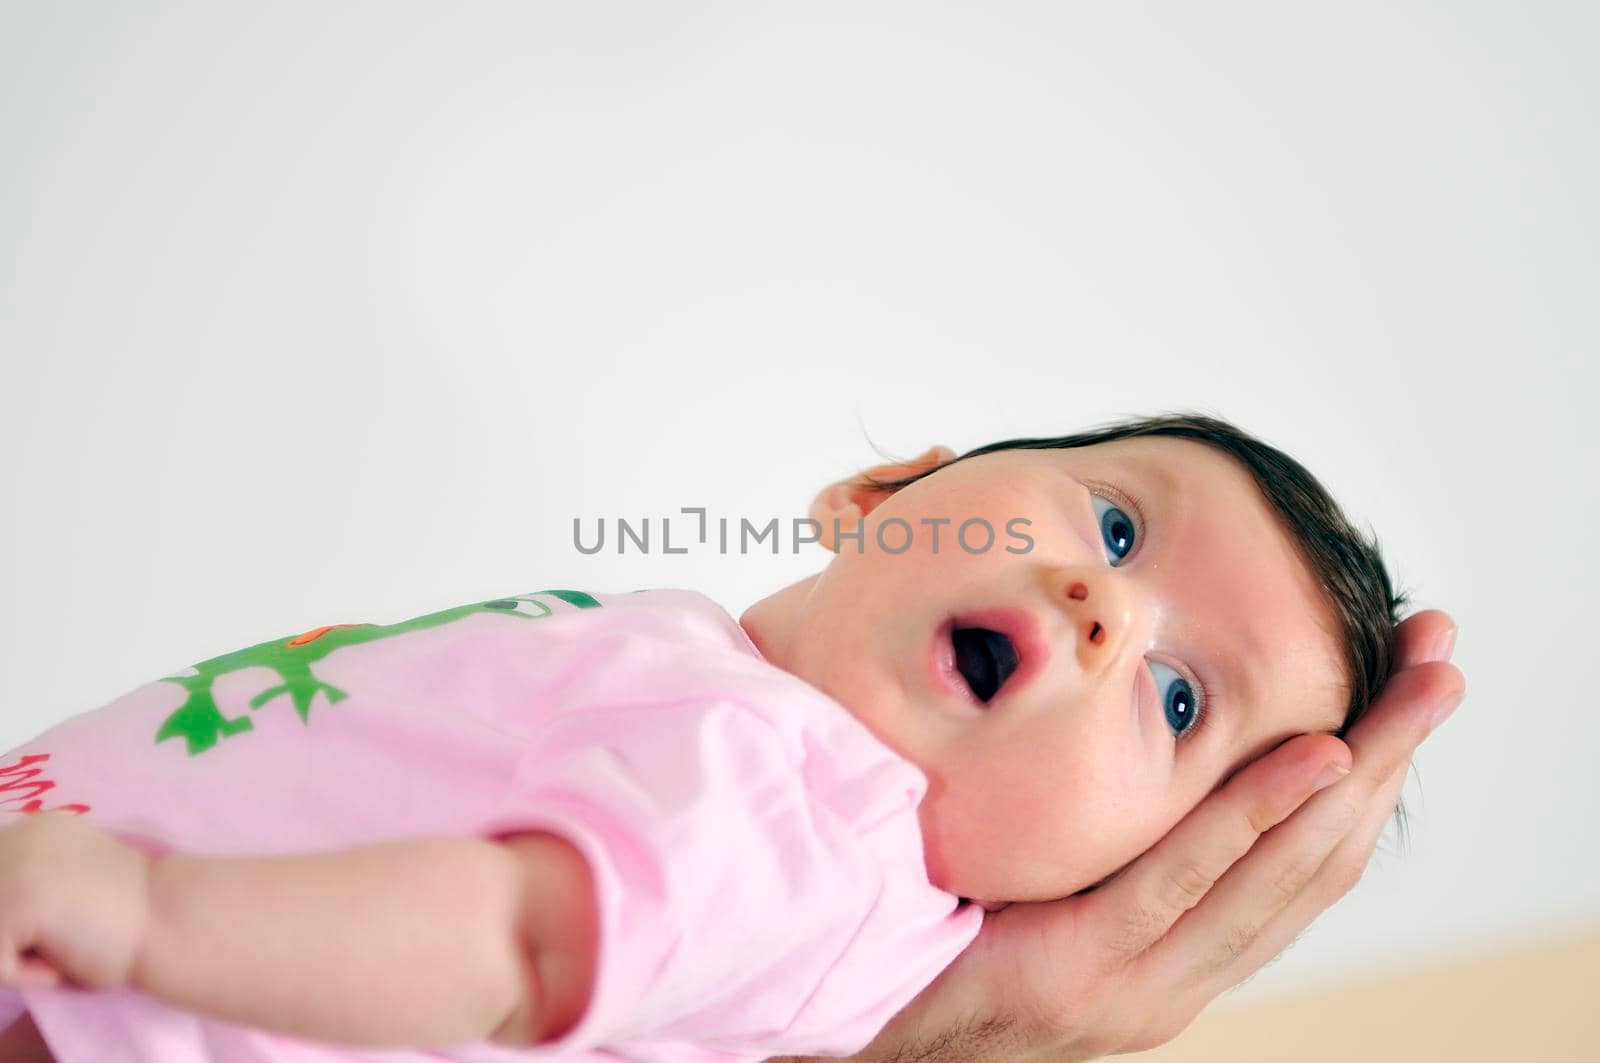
[860,411,1415,849]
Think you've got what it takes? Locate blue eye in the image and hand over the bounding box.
[1089,494,1137,566]
[1148,661,1201,737]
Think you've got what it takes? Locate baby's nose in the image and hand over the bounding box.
[1064,581,1106,645]
[1060,572,1136,672]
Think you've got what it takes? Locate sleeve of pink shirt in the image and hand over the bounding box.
[463,589,985,1059]
[471,693,981,1060]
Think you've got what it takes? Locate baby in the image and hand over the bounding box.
[0,412,1405,1062]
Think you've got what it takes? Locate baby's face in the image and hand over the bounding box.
[740,436,1347,906]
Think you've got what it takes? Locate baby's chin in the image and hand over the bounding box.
[939,861,1113,909]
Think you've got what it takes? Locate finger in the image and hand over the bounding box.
[1188,656,1462,1003]
[1343,658,1464,784]
[1078,732,1352,976]
[1209,746,1414,986]
[1177,750,1411,1023]
[1151,659,1464,1002]
[1393,609,1457,668]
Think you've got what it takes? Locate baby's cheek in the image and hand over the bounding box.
[921,784,1083,901]
[918,787,1007,899]
[992,766,1160,901]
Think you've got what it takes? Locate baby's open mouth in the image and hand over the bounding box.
[950,626,1020,703]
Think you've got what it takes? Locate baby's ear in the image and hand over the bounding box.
[807,445,956,552]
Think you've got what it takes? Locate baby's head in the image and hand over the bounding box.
[740,412,1406,909]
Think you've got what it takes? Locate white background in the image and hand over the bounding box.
[2,1,1595,1007]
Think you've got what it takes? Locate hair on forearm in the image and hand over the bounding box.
[768,1015,1025,1063]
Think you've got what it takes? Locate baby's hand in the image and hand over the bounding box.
[0,811,151,992]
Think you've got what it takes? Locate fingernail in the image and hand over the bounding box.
[1313,762,1352,790]
[1428,626,1458,662]
[1430,692,1464,732]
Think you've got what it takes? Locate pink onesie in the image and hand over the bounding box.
[0,587,983,1062]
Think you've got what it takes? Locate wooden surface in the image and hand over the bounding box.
[1130,921,1597,1062]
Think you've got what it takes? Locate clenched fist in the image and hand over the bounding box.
[0,811,151,993]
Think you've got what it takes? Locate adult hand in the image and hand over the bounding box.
[775,608,1464,1063]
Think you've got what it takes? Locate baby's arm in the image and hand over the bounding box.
[138,830,598,1047]
[0,813,597,1049]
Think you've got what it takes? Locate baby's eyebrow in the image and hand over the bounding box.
[1127,455,1182,497]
